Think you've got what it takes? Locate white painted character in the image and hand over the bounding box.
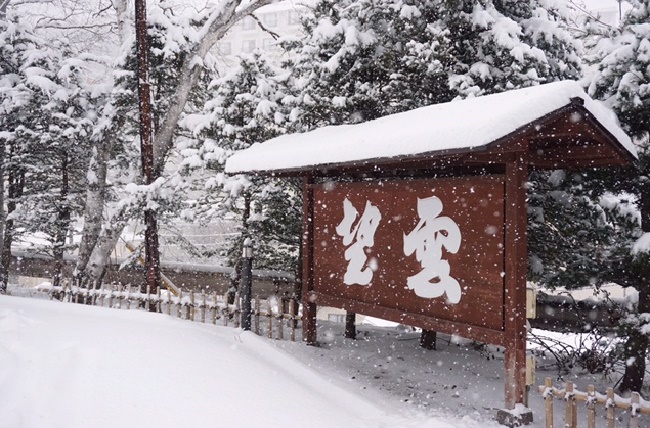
[335,198,382,285]
[403,196,462,303]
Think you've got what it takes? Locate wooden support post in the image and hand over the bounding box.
[156,287,161,313]
[144,284,149,312]
[545,378,553,428]
[503,152,529,412]
[345,312,356,339]
[606,388,615,428]
[587,384,596,428]
[166,291,171,316]
[301,175,317,345]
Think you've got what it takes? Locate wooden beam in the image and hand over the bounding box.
[308,291,507,346]
[301,175,317,345]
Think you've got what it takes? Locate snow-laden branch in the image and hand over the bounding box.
[152,0,275,174]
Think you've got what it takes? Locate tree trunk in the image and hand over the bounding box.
[75,138,112,288]
[1,166,24,291]
[52,154,70,289]
[620,186,650,392]
[86,212,128,288]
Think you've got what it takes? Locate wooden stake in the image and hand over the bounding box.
[545,377,553,428]
[277,300,284,341]
[267,300,273,339]
[606,387,615,428]
[565,382,575,428]
[587,384,596,428]
[233,292,240,328]
[290,298,296,342]
[189,290,195,322]
[254,296,260,335]
[200,291,206,323]
[631,392,640,428]
[177,291,182,319]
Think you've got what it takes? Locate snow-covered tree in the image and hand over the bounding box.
[180,51,300,281]
[584,0,650,392]
[282,0,581,129]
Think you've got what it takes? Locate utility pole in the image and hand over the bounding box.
[134,0,161,302]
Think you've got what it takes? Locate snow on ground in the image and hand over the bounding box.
[0,295,493,428]
[0,294,633,428]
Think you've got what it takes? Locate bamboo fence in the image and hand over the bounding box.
[538,377,650,428]
[49,282,302,341]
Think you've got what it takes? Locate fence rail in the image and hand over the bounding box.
[538,377,650,428]
[49,282,302,341]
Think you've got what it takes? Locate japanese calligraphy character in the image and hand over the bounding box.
[403,196,462,303]
[336,198,382,285]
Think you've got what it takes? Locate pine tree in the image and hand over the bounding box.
[180,51,300,283]
[585,0,650,392]
[282,0,581,130]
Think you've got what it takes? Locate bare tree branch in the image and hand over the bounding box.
[152,0,275,173]
[252,13,280,40]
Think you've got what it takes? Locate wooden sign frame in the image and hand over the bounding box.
[302,152,529,409]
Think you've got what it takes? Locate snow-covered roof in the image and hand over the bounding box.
[225,80,636,175]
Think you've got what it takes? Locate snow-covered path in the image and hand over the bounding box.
[0,296,471,428]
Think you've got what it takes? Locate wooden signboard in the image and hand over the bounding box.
[310,176,507,341]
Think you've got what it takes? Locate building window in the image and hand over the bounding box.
[242,16,256,30]
[288,11,300,25]
[328,314,346,323]
[263,12,277,27]
[242,39,256,53]
[262,38,274,50]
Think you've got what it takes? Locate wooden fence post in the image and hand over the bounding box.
[200,292,206,323]
[177,291,182,319]
[565,381,576,428]
[212,292,218,325]
[587,384,596,428]
[126,285,132,310]
[156,287,161,313]
[189,290,195,322]
[544,377,553,428]
[145,284,150,312]
[631,392,640,428]
[223,293,229,326]
[606,387,615,428]
[254,296,260,335]
[267,300,273,339]
[233,292,241,329]
[277,300,284,341]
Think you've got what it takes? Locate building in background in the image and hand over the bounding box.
[215,1,304,68]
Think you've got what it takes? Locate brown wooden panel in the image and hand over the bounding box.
[312,176,505,332]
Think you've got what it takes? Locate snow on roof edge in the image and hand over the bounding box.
[225,81,637,174]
